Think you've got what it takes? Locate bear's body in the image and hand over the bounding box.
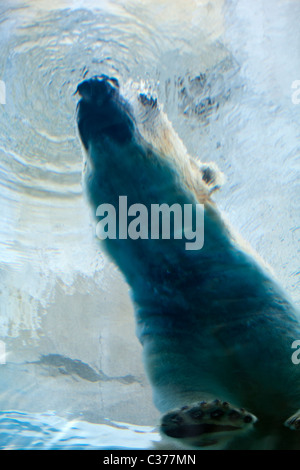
[76,76,300,449]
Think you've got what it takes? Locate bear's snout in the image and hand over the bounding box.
[76,75,135,150]
[76,75,119,105]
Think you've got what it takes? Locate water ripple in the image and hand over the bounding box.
[0,411,159,450]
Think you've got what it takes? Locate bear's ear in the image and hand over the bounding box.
[198,161,225,193]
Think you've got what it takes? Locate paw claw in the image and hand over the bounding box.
[210,409,224,419]
[228,409,241,421]
[243,414,254,424]
[285,411,300,430]
[186,407,204,419]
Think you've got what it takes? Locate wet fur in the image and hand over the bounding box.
[76,76,300,449]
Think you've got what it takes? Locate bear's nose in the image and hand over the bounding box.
[76,75,120,104]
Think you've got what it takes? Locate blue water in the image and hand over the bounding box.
[0,0,299,450]
[0,411,159,450]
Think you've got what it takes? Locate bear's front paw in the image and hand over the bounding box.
[160,399,257,447]
[139,93,158,109]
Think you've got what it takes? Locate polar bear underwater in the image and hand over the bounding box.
[76,75,300,450]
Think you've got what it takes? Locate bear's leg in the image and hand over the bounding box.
[285,411,300,430]
[160,399,257,448]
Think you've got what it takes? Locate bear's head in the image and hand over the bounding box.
[76,75,137,150]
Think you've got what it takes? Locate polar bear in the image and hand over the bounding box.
[76,75,300,450]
